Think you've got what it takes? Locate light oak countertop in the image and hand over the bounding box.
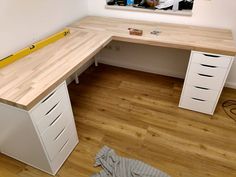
[0,28,112,110]
[0,16,235,110]
[71,16,236,56]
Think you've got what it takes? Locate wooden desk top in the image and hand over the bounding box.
[0,28,111,110]
[71,16,236,56]
[0,16,235,110]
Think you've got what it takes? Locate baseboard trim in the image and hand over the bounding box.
[99,59,185,79]
[99,59,236,89]
[225,82,236,89]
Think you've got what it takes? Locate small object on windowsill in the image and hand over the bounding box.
[104,5,193,16]
[128,28,143,36]
[117,0,127,6]
[133,4,156,10]
[107,0,116,5]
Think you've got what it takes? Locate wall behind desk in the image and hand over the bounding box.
[88,0,236,88]
[0,0,88,59]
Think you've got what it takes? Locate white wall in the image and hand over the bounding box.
[0,0,88,59]
[88,0,236,88]
[100,41,191,78]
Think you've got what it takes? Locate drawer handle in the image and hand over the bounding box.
[49,113,63,126]
[200,64,217,68]
[192,97,206,102]
[198,73,214,78]
[54,126,66,141]
[203,54,220,58]
[45,101,60,116]
[41,90,56,103]
[59,139,70,152]
[194,86,210,90]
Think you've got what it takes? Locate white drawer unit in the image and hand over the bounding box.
[0,82,78,175]
[50,121,78,173]
[186,63,228,90]
[36,98,68,135]
[31,83,68,123]
[180,96,215,115]
[42,117,74,161]
[183,85,219,102]
[179,51,234,115]
[191,52,232,68]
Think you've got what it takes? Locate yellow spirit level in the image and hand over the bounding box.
[0,29,70,68]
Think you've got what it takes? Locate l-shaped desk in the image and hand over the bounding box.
[0,16,236,175]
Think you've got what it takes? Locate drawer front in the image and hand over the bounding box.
[31,83,68,123]
[50,122,78,174]
[183,85,219,102]
[42,110,74,161]
[180,96,215,115]
[37,94,70,134]
[192,51,232,68]
[186,63,228,90]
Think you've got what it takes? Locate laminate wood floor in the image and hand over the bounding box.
[1,64,236,177]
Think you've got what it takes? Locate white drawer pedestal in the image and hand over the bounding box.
[179,51,234,115]
[0,82,78,175]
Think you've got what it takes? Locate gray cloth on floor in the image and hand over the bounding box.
[91,146,171,177]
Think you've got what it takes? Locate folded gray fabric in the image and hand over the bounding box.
[91,146,171,177]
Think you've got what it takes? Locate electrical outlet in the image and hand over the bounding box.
[115,46,120,51]
[105,45,121,51]
[105,45,113,50]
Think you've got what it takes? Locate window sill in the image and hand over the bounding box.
[105,5,192,16]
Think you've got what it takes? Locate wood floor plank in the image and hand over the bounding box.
[1,64,236,177]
